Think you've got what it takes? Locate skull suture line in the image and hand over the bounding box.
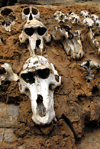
[19,19,51,56]
[0,56,61,125]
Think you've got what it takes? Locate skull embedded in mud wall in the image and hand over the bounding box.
[19,19,51,56]
[1,8,16,32]
[0,56,61,125]
[22,6,40,21]
[19,56,61,125]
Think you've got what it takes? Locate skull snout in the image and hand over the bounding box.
[36,94,46,117]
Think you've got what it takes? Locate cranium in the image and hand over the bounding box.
[19,19,51,56]
[22,6,40,21]
[68,12,80,24]
[54,11,68,23]
[91,14,99,21]
[1,8,16,32]
[52,26,84,59]
[80,59,100,84]
[96,20,100,29]
[88,29,100,55]
[83,18,94,27]
[0,56,61,125]
[80,10,90,18]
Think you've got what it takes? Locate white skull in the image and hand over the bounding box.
[18,56,61,125]
[22,6,40,21]
[91,14,99,21]
[83,17,94,27]
[80,10,90,18]
[68,12,80,24]
[19,19,51,56]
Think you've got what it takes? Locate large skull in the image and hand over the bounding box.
[19,20,51,56]
[22,6,40,21]
[19,56,61,125]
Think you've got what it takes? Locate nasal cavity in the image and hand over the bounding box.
[36,94,46,117]
[36,39,41,47]
[37,95,43,104]
[29,13,33,20]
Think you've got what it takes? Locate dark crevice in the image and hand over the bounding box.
[62,114,79,143]
[92,86,99,95]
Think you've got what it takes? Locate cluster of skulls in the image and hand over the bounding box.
[1,6,100,125]
[0,6,61,125]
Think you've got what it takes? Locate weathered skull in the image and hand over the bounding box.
[52,25,84,59]
[80,10,90,18]
[0,56,61,125]
[80,59,100,84]
[54,11,68,23]
[19,19,51,56]
[83,18,94,27]
[22,6,40,21]
[1,8,16,32]
[18,56,61,125]
[68,12,80,24]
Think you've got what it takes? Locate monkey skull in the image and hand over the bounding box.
[19,56,61,125]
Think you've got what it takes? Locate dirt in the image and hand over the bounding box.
[0,1,100,149]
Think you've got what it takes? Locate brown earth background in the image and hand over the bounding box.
[0,0,100,149]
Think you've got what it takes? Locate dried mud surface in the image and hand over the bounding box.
[0,2,100,149]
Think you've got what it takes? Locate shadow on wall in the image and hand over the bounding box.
[0,0,18,7]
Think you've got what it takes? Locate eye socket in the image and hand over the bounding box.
[21,72,35,84]
[24,27,35,36]
[37,27,47,36]
[37,68,50,79]
[32,7,38,15]
[1,8,13,16]
[23,7,30,15]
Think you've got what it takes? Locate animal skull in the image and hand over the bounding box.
[18,56,61,125]
[54,11,68,23]
[80,10,90,18]
[0,56,61,125]
[80,59,100,84]
[68,12,80,24]
[19,19,51,56]
[22,6,40,21]
[52,26,84,59]
[1,8,16,32]
[91,14,99,21]
[83,18,94,27]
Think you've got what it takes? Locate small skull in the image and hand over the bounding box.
[19,19,51,56]
[52,26,84,59]
[0,63,19,85]
[80,10,90,18]
[80,59,100,84]
[68,12,80,24]
[22,6,40,21]
[83,17,94,27]
[54,11,68,23]
[19,56,61,125]
[91,14,99,21]
[1,8,16,32]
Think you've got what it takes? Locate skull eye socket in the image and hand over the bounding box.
[32,7,38,15]
[37,27,47,36]
[21,72,35,84]
[23,7,30,15]
[24,27,35,36]
[1,8,13,16]
[37,68,50,79]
